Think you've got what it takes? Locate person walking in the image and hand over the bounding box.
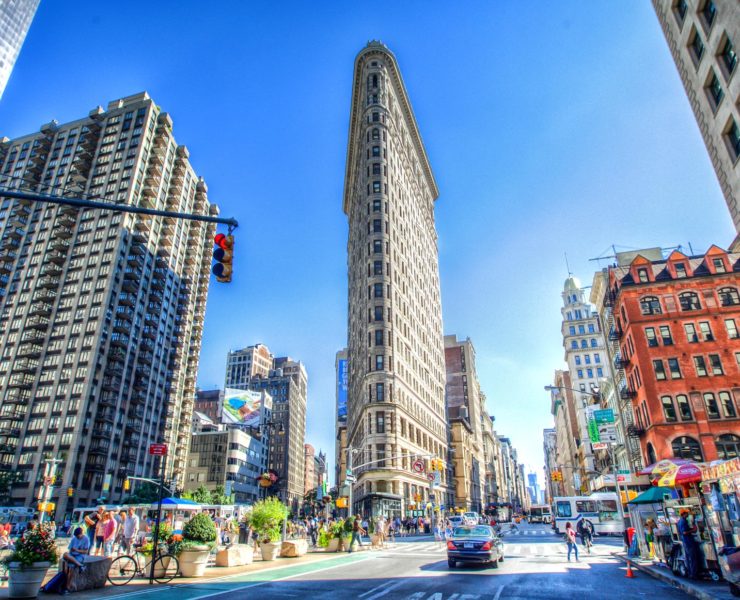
[102,511,117,557]
[123,507,139,554]
[677,509,701,579]
[348,515,365,553]
[577,519,593,554]
[565,522,579,562]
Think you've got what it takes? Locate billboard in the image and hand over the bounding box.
[337,359,348,423]
[222,388,270,427]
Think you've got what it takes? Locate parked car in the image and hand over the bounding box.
[446,525,504,568]
[462,512,480,525]
[447,516,464,527]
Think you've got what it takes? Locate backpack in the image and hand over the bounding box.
[41,571,66,594]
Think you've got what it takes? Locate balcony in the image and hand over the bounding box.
[142,327,156,340]
[118,293,137,307]
[4,390,31,405]
[99,392,118,407]
[613,355,630,370]
[8,374,34,388]
[101,376,121,391]
[25,315,49,330]
[59,204,78,217]
[91,425,113,438]
[619,387,636,400]
[627,424,645,438]
[88,441,110,455]
[97,408,116,423]
[50,238,70,252]
[37,275,59,289]
[134,220,151,237]
[115,307,134,321]
[6,226,24,240]
[15,358,39,373]
[46,248,67,265]
[16,343,42,358]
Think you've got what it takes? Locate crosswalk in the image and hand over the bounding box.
[381,540,615,558]
[502,529,554,536]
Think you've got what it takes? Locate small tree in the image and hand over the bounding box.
[123,482,160,504]
[0,471,21,504]
[210,485,234,506]
[250,497,288,543]
[181,513,218,551]
[190,485,212,504]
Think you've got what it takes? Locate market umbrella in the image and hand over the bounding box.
[628,487,679,504]
[638,458,694,477]
[656,463,703,487]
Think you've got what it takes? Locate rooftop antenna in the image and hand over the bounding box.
[565,252,573,277]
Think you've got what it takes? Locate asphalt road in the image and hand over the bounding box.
[141,521,690,600]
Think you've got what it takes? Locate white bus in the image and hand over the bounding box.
[552,492,622,535]
[528,504,552,524]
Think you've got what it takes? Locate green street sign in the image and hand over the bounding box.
[588,420,600,443]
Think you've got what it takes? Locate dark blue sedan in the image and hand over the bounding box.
[446,525,504,568]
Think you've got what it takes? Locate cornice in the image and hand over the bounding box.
[343,41,439,215]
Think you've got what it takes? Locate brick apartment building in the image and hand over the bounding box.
[607,245,740,465]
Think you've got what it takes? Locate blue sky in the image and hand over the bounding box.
[0,1,733,488]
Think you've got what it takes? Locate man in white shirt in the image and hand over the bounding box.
[123,508,140,553]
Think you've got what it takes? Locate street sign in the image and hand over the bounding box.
[149,443,168,456]
[344,475,356,484]
[593,409,615,424]
[598,424,618,443]
[412,459,425,474]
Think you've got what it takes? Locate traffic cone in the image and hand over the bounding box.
[626,561,636,578]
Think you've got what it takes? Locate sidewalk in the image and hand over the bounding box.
[0,547,373,600]
[612,552,735,600]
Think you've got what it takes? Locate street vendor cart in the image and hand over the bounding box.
[664,497,722,581]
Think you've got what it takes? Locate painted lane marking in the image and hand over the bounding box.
[360,580,396,598]
[362,580,407,600]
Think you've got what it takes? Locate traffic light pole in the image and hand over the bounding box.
[0,188,239,230]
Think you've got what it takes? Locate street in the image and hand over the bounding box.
[106,522,692,600]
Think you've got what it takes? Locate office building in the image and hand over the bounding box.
[344,41,449,516]
[0,92,216,515]
[652,1,739,232]
[0,0,40,99]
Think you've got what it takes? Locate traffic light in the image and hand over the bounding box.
[123,478,130,492]
[212,233,234,283]
[67,487,74,497]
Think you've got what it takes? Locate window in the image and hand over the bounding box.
[580,340,587,349]
[375,383,384,402]
[575,500,597,514]
[719,391,736,417]
[713,258,727,273]
[675,263,688,278]
[668,358,682,379]
[375,330,384,346]
[691,29,705,62]
[590,339,597,348]
[679,292,701,311]
[373,199,381,212]
[374,306,383,321]
[375,355,384,371]
[373,219,382,233]
[584,355,591,365]
[647,443,657,466]
[373,240,382,254]
[700,0,716,27]
[721,37,737,75]
[372,163,381,175]
[376,412,385,433]
[640,296,662,315]
[707,71,724,109]
[676,394,693,421]
[726,319,739,339]
[372,146,380,157]
[645,327,658,347]
[569,326,576,335]
[699,321,714,341]
[588,324,595,333]
[587,368,593,378]
[716,434,740,460]
[556,501,572,518]
[718,287,740,306]
[672,436,703,462]
[694,355,708,376]
[704,393,721,419]
[728,120,740,161]
[685,323,699,343]
[372,181,381,193]
[653,360,667,381]
[660,326,673,345]
[597,367,604,377]
[376,445,385,467]
[675,0,688,22]
[571,341,578,350]
[578,325,585,334]
[661,396,677,422]
[373,283,383,298]
[373,260,383,275]
[575,356,581,366]
[637,268,649,283]
[577,369,583,379]
[594,354,601,364]
[371,128,379,140]
[709,354,724,375]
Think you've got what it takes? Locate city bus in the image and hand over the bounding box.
[528,504,552,524]
[552,492,622,535]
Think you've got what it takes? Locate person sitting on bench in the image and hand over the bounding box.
[62,527,89,578]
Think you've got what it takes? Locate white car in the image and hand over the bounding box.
[462,512,480,525]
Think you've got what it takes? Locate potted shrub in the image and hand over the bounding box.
[4,524,58,598]
[326,519,345,552]
[250,497,288,561]
[178,513,217,577]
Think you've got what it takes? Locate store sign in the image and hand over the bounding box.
[592,442,607,451]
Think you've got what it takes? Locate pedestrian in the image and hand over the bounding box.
[103,511,117,557]
[677,509,701,579]
[644,518,656,559]
[577,519,593,554]
[123,507,139,554]
[348,515,365,553]
[85,506,104,548]
[565,522,579,562]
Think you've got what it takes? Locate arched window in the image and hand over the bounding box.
[679,292,701,311]
[646,443,657,465]
[716,434,740,460]
[672,436,704,462]
[640,296,662,315]
[718,287,740,306]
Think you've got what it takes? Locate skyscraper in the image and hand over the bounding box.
[0,0,40,99]
[652,1,739,232]
[0,92,215,514]
[344,41,449,516]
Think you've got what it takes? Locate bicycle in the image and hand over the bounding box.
[107,543,179,585]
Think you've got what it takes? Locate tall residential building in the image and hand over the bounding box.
[0,92,216,515]
[603,245,740,464]
[652,1,739,232]
[225,344,307,511]
[343,41,449,517]
[444,334,485,514]
[0,0,40,99]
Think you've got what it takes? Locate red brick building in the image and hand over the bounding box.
[607,246,740,465]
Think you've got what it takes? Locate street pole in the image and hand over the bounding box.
[149,458,165,585]
[609,443,627,537]
[347,447,354,518]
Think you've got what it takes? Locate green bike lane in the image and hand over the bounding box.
[99,552,373,600]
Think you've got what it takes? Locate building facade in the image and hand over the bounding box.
[444,335,485,513]
[652,0,739,232]
[606,245,740,464]
[343,41,449,516]
[542,428,558,502]
[304,443,316,495]
[0,0,40,99]
[548,370,580,496]
[335,349,348,491]
[0,92,215,515]
[194,389,222,423]
[225,343,273,386]
[184,428,266,505]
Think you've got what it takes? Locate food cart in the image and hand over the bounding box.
[663,497,722,581]
[699,458,740,597]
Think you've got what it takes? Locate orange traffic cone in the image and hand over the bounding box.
[626,561,636,578]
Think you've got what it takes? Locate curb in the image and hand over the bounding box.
[612,553,722,600]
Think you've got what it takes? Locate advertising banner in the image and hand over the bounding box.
[222,388,270,427]
[337,359,348,423]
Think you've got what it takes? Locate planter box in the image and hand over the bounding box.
[8,562,50,599]
[260,542,281,561]
[215,544,254,567]
[326,538,340,553]
[179,547,211,578]
[280,539,308,558]
[59,556,111,593]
